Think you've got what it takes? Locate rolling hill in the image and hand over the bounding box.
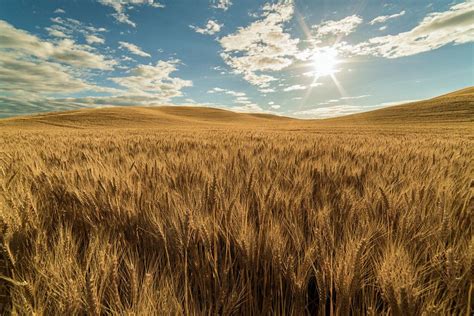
[0,106,294,129]
[0,87,472,129]
[327,86,474,125]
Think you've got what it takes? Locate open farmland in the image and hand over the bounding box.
[0,89,473,314]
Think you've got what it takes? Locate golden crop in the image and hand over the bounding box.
[0,126,472,315]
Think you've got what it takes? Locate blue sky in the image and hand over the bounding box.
[0,0,472,118]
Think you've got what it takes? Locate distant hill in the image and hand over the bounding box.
[0,87,472,129]
[326,87,474,125]
[0,106,294,129]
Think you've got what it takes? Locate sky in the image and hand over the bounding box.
[0,0,473,118]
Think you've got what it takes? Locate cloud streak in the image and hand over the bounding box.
[97,0,165,27]
[283,84,306,92]
[211,0,232,11]
[354,2,474,58]
[190,20,222,35]
[312,15,363,38]
[119,41,151,57]
[369,10,406,25]
[293,105,365,118]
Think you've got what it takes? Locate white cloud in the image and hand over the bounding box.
[374,99,421,107]
[235,98,251,104]
[0,20,114,70]
[112,12,136,27]
[50,17,107,34]
[190,20,222,35]
[354,2,474,58]
[211,0,232,11]
[0,96,89,117]
[54,8,65,14]
[293,105,364,118]
[340,94,371,100]
[283,84,306,92]
[219,2,298,88]
[312,15,363,38]
[0,21,120,116]
[0,21,195,116]
[314,95,370,107]
[231,103,264,113]
[379,26,387,31]
[98,0,165,27]
[0,59,192,116]
[47,17,108,46]
[119,41,151,57]
[0,52,101,95]
[370,10,405,25]
[293,97,420,118]
[208,87,246,97]
[296,15,363,62]
[208,87,226,93]
[207,87,253,109]
[227,91,246,97]
[47,28,68,38]
[122,55,135,62]
[86,34,105,45]
[110,59,192,100]
[270,104,281,109]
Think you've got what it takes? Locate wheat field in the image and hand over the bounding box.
[0,122,472,315]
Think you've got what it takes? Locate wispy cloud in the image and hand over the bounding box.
[369,10,406,25]
[270,104,281,109]
[97,0,164,27]
[85,34,105,45]
[207,87,252,109]
[46,17,107,45]
[283,84,306,92]
[211,0,232,11]
[190,20,222,35]
[119,41,151,57]
[340,95,371,100]
[207,87,246,97]
[231,103,264,113]
[293,105,365,118]
[296,15,363,62]
[354,2,474,58]
[312,15,363,38]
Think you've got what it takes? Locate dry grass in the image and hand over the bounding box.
[0,120,472,315]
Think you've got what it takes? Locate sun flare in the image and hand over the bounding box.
[312,48,339,77]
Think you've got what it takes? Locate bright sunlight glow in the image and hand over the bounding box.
[312,48,339,77]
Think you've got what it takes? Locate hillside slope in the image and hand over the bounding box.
[0,87,472,129]
[326,86,474,125]
[0,106,293,129]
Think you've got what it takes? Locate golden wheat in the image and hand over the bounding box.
[0,126,472,314]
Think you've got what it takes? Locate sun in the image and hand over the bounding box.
[312,47,339,77]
